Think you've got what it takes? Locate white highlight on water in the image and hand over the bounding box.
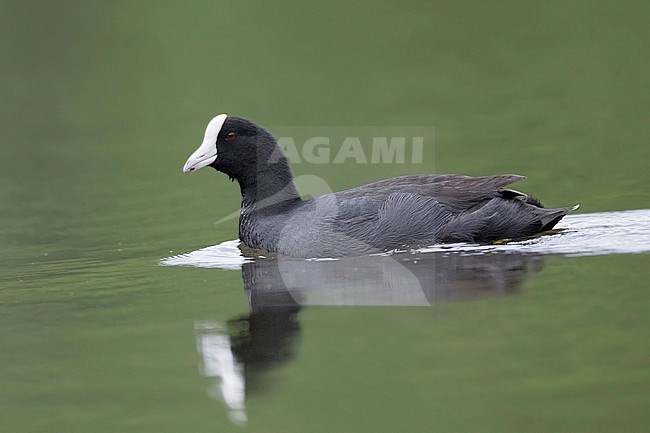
[195,322,247,425]
[161,210,650,269]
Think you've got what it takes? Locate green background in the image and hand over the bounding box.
[1,1,648,432]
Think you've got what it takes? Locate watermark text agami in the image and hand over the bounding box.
[270,126,434,165]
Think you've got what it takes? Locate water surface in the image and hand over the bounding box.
[1,1,649,432]
[160,210,650,425]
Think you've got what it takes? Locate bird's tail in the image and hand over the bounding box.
[539,204,580,231]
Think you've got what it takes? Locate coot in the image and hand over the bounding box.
[183,114,577,258]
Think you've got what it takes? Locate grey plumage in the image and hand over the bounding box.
[185,116,578,258]
[239,174,576,257]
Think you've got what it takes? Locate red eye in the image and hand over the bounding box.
[226,132,236,142]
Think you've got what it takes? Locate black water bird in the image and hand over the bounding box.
[183,114,577,258]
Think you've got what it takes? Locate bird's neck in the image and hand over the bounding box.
[237,158,301,211]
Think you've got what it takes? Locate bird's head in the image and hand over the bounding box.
[183,114,283,184]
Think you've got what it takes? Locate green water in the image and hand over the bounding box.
[1,1,649,432]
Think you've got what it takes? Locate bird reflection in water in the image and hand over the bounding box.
[194,250,544,424]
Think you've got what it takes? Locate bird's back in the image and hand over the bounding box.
[248,174,576,257]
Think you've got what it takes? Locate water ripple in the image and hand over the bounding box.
[161,209,650,269]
